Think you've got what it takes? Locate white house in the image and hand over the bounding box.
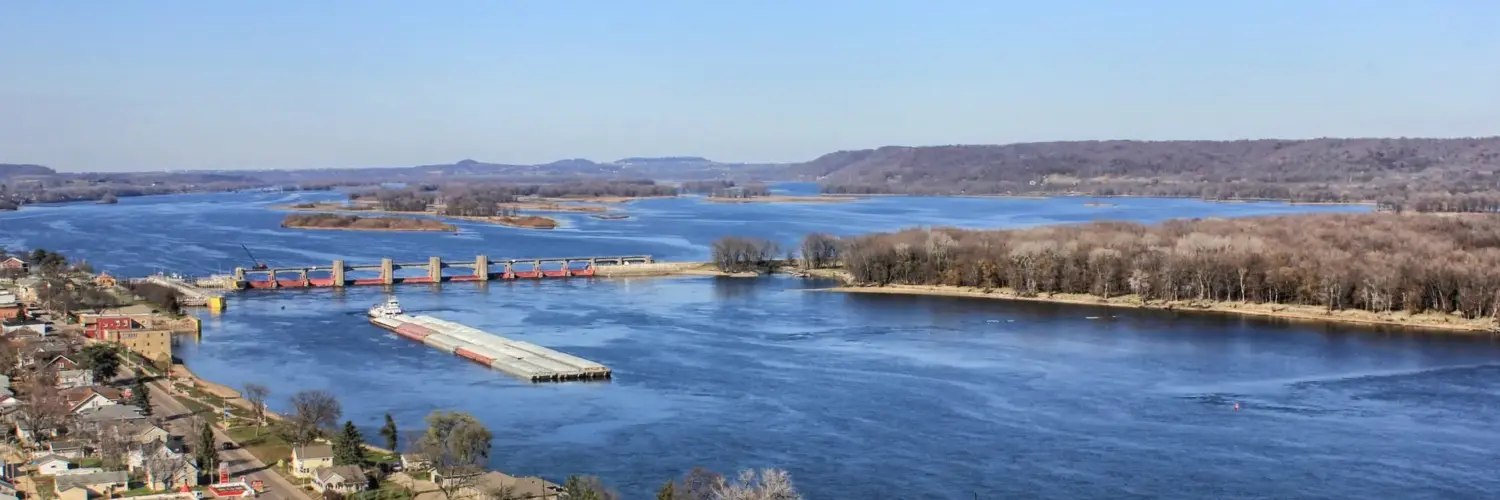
[55,369,95,390]
[291,444,334,478]
[30,454,71,476]
[68,392,117,415]
[128,442,199,491]
[311,465,367,494]
[399,453,430,472]
[47,441,87,460]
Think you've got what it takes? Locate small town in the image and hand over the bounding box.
[0,250,574,500]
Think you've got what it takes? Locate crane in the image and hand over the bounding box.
[241,244,268,270]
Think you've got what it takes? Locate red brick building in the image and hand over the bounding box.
[86,316,138,339]
[0,257,27,272]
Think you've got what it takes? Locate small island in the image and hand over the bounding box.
[446,214,559,229]
[281,213,457,232]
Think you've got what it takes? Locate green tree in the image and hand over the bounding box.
[562,476,616,500]
[194,420,217,480]
[132,378,152,417]
[332,421,367,466]
[81,344,121,381]
[656,481,675,500]
[379,413,398,452]
[417,411,493,500]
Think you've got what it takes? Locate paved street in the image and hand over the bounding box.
[120,364,311,500]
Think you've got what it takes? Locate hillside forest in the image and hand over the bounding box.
[800,138,1500,212]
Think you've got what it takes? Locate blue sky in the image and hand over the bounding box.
[2,1,1497,171]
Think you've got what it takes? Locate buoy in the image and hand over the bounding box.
[1233,402,1240,411]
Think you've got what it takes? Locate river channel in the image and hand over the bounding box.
[4,189,1498,499]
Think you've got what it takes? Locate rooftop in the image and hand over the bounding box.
[294,444,334,460]
[315,465,365,483]
[54,471,128,491]
[76,405,145,423]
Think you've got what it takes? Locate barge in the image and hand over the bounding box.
[367,298,611,382]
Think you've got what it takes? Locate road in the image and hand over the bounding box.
[121,364,311,500]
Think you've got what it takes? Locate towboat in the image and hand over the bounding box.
[368,297,403,318]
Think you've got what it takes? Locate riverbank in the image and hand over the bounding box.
[280,213,457,232]
[817,283,1499,334]
[702,195,859,204]
[443,214,558,229]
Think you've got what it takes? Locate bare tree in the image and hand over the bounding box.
[711,469,801,500]
[17,368,69,446]
[675,468,724,500]
[143,445,194,491]
[418,411,493,500]
[799,233,840,269]
[284,389,341,446]
[243,383,270,434]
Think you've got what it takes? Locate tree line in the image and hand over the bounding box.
[798,138,1500,209]
[789,213,1500,321]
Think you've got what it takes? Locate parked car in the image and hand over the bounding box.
[221,441,237,450]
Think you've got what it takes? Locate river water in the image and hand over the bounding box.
[4,189,1498,499]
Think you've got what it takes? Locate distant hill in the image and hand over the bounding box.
[0,163,57,178]
[796,138,1500,203]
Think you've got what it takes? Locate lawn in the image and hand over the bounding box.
[76,457,104,468]
[226,426,293,466]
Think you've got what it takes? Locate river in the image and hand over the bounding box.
[4,188,1498,499]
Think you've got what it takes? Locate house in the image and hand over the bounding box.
[399,452,431,472]
[44,355,79,371]
[129,442,199,491]
[0,257,26,273]
[104,421,171,446]
[56,369,95,389]
[15,419,60,445]
[291,444,334,478]
[13,277,41,304]
[74,405,145,431]
[53,470,128,498]
[93,273,117,288]
[65,387,121,414]
[0,478,17,497]
[30,454,72,475]
[311,465,368,494]
[48,440,88,459]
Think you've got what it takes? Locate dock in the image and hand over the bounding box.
[370,309,610,382]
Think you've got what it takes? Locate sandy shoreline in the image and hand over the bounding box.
[818,284,1498,334]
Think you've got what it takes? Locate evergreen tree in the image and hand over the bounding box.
[656,481,675,500]
[332,421,366,466]
[131,378,152,416]
[195,421,217,480]
[379,413,398,452]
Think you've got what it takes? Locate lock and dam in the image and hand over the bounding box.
[230,254,657,289]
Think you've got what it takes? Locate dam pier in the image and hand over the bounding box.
[232,254,652,289]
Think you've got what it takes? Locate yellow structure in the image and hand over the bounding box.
[113,329,173,365]
[207,296,225,313]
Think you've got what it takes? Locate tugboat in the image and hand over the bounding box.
[368,297,403,319]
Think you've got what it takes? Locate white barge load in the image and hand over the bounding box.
[367,298,610,382]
